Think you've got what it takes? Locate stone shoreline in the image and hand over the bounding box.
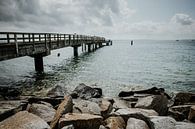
[0,83,195,129]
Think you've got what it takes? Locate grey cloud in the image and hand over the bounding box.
[171,13,193,25]
[0,0,121,31]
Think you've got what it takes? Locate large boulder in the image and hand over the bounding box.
[168,105,192,121]
[28,103,56,123]
[188,105,195,122]
[135,95,168,115]
[175,122,195,129]
[174,92,195,106]
[73,99,101,115]
[126,118,150,129]
[71,83,102,99]
[104,116,126,129]
[150,116,176,129]
[59,113,103,129]
[0,111,50,129]
[0,100,28,121]
[50,95,73,129]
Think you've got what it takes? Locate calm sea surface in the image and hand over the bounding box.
[0,40,195,96]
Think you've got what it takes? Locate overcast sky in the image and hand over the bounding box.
[0,0,195,40]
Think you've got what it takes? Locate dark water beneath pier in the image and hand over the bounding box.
[0,40,195,96]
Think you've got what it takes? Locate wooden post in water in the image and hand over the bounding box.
[88,44,91,52]
[34,55,44,72]
[73,46,78,57]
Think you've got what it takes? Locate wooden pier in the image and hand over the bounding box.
[0,32,112,72]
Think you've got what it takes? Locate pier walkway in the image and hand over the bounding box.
[0,32,112,72]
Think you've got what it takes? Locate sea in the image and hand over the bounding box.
[0,40,195,97]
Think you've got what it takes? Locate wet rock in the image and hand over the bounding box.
[121,96,138,102]
[175,122,195,129]
[188,105,195,122]
[0,100,28,121]
[59,113,103,129]
[126,118,150,129]
[150,116,176,129]
[168,105,192,121]
[47,84,69,98]
[99,99,113,118]
[113,98,130,109]
[28,103,56,123]
[104,116,125,129]
[135,95,168,115]
[73,99,101,115]
[71,83,102,99]
[0,111,50,129]
[28,96,64,107]
[61,124,74,129]
[50,95,73,129]
[174,92,195,106]
[0,86,21,99]
[118,87,171,99]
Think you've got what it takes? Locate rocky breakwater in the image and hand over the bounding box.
[0,83,194,129]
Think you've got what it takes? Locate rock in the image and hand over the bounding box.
[174,92,195,106]
[37,101,54,108]
[104,116,125,129]
[168,105,192,121]
[28,96,64,107]
[99,125,107,129]
[71,83,102,99]
[188,105,195,122]
[59,113,103,129]
[115,108,158,118]
[99,99,113,118]
[61,124,74,129]
[28,103,56,123]
[0,100,28,121]
[121,96,138,102]
[135,95,168,115]
[113,98,130,109]
[175,122,195,129]
[50,95,73,129]
[0,111,50,129]
[150,116,176,129]
[113,108,156,129]
[73,99,101,115]
[118,87,171,99]
[126,118,150,129]
[47,84,69,97]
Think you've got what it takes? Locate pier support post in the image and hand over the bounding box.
[73,46,78,57]
[88,44,91,52]
[34,55,44,73]
[95,44,97,49]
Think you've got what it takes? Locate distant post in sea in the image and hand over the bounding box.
[131,40,133,45]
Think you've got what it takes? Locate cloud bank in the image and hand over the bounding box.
[0,0,194,39]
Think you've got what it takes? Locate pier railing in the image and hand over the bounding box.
[0,32,111,72]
